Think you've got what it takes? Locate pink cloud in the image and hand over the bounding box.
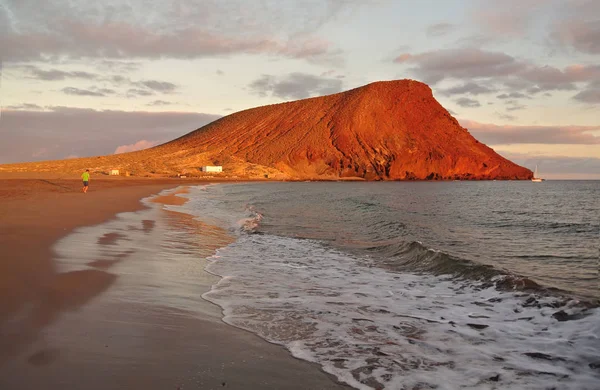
[0,108,221,164]
[426,23,455,37]
[3,19,335,63]
[395,48,600,100]
[278,37,331,58]
[492,152,600,179]
[32,148,49,158]
[520,64,600,86]
[248,72,343,99]
[473,0,600,55]
[459,119,600,145]
[551,19,600,55]
[573,88,600,103]
[472,0,551,36]
[393,53,413,63]
[114,140,161,154]
[394,48,522,84]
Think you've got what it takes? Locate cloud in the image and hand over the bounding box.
[114,140,160,154]
[249,72,343,100]
[0,107,221,164]
[320,69,346,79]
[495,112,517,121]
[551,17,600,55]
[146,100,173,106]
[15,66,178,100]
[5,103,43,110]
[516,64,595,91]
[45,76,180,97]
[472,0,548,37]
[459,119,600,145]
[23,65,98,81]
[109,75,128,84]
[395,48,600,101]
[32,148,49,158]
[395,49,600,86]
[135,80,177,93]
[394,53,413,63]
[96,60,142,73]
[497,92,530,99]
[494,152,600,179]
[394,48,523,84]
[61,87,107,97]
[96,88,117,94]
[426,23,455,37]
[127,88,154,97]
[506,103,527,111]
[472,0,600,56]
[441,82,494,96]
[0,1,362,63]
[573,86,600,104]
[455,97,481,108]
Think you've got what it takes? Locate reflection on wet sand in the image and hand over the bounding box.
[1,186,230,373]
[163,209,233,256]
[0,269,117,366]
[153,185,234,260]
[87,250,136,270]
[97,232,127,246]
[150,187,190,206]
[1,187,213,368]
[27,347,60,366]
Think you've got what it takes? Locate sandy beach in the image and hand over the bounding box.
[0,174,348,389]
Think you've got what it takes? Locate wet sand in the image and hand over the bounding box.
[0,175,349,389]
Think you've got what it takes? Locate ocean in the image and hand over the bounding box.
[55,181,599,389]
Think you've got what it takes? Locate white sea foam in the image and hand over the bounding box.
[202,234,600,390]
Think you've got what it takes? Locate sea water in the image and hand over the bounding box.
[174,181,599,390]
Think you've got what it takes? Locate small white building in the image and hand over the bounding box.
[110,169,120,175]
[200,166,223,173]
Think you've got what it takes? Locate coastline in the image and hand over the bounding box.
[0,176,349,389]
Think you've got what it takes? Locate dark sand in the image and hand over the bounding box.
[0,175,349,389]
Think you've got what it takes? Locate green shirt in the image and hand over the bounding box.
[82,172,90,181]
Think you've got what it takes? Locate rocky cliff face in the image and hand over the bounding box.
[1,80,532,180]
[159,79,531,180]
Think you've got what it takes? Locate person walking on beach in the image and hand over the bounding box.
[81,169,90,193]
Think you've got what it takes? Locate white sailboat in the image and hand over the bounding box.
[532,164,544,182]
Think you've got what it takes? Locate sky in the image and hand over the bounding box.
[1,0,599,179]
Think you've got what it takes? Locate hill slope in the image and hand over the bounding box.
[1,80,532,180]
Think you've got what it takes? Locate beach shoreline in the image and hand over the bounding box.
[0,175,349,389]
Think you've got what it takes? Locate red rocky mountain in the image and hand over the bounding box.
[159,79,531,180]
[1,80,532,180]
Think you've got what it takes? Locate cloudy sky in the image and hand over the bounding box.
[1,0,599,178]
